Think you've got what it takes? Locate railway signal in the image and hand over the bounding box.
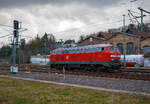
[13,30,18,37]
[10,20,20,73]
[13,20,19,30]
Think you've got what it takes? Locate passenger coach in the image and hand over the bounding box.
[50,44,121,72]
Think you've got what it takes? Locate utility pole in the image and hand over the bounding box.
[128,9,145,54]
[10,20,20,73]
[44,36,47,55]
[139,8,144,32]
[128,10,141,25]
[138,7,150,32]
[19,43,21,64]
[123,14,126,67]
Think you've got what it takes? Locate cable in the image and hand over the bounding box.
[0,34,12,38]
[52,19,123,35]
[0,24,13,28]
[21,35,33,39]
[130,10,141,14]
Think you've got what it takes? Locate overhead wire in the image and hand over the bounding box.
[52,19,123,35]
[0,24,13,28]
[0,34,12,38]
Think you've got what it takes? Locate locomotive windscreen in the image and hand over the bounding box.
[110,46,119,52]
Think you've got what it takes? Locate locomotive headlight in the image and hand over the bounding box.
[111,55,116,57]
[111,55,120,57]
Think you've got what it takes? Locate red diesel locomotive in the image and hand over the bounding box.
[50,44,121,71]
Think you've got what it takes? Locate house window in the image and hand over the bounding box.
[127,42,134,54]
[143,46,150,54]
[117,43,123,54]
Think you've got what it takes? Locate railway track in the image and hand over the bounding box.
[0,64,150,81]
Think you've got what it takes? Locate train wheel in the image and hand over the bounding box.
[96,66,107,73]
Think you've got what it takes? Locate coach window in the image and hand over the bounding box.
[93,48,97,52]
[56,51,58,54]
[73,49,76,53]
[82,49,85,53]
[84,49,87,53]
[61,51,63,54]
[87,49,89,52]
[81,49,84,53]
[69,50,72,54]
[75,49,77,53]
[76,49,79,53]
[79,49,82,53]
[89,48,92,52]
[86,49,89,52]
[76,49,78,53]
[71,50,74,53]
[75,49,78,53]
[63,50,65,54]
[72,49,75,53]
[70,50,73,53]
[68,50,70,53]
[90,48,95,52]
[97,48,102,52]
[65,50,69,54]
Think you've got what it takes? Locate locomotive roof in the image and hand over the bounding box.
[54,44,112,51]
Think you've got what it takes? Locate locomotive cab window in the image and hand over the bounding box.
[97,48,102,52]
[110,46,114,51]
[97,47,105,52]
[110,46,119,52]
[89,48,96,52]
[102,47,105,51]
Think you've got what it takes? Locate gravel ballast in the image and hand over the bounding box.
[2,71,150,94]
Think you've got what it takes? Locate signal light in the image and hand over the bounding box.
[13,20,19,29]
[13,30,18,37]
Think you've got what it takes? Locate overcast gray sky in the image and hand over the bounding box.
[0,0,149,44]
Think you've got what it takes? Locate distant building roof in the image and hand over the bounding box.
[78,35,105,43]
[100,32,113,39]
[78,35,105,46]
[128,30,150,39]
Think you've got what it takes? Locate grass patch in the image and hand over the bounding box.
[0,76,150,104]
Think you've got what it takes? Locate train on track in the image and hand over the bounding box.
[50,44,121,72]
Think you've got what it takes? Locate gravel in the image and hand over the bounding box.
[2,71,150,94]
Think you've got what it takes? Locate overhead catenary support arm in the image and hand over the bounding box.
[128,13,134,24]
[138,7,150,32]
[138,7,150,14]
[128,10,140,24]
